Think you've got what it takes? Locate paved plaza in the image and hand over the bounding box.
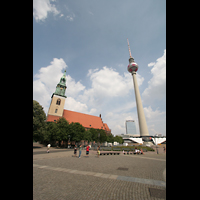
[33,147,166,200]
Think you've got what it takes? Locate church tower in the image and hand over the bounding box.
[47,70,67,117]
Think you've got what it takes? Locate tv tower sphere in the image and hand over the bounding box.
[127,57,138,73]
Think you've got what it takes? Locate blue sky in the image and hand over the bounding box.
[33,0,166,136]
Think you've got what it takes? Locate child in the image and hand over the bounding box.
[86,145,90,157]
[97,146,100,158]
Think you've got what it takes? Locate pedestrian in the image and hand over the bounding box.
[163,146,166,153]
[140,148,144,155]
[79,145,82,158]
[97,146,100,158]
[74,145,77,157]
[47,143,51,153]
[86,145,90,157]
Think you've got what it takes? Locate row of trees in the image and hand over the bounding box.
[33,100,123,147]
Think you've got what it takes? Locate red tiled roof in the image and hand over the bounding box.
[103,123,111,132]
[46,109,110,132]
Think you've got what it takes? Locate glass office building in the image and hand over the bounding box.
[125,120,137,135]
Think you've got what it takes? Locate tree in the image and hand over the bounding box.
[107,134,114,143]
[90,128,98,142]
[83,129,92,142]
[45,121,58,146]
[114,135,124,144]
[99,129,107,143]
[68,122,85,143]
[56,117,69,146]
[33,100,46,142]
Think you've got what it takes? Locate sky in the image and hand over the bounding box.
[33,0,166,136]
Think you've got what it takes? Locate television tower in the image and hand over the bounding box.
[127,39,149,138]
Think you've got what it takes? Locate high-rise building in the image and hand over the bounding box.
[125,120,137,135]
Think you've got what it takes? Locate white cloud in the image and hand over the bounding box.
[66,75,85,98]
[87,66,144,98]
[142,49,166,104]
[33,0,60,22]
[66,13,75,21]
[144,106,165,121]
[33,58,67,113]
[65,97,88,113]
[143,106,166,136]
[78,66,144,111]
[148,62,155,67]
[34,58,67,90]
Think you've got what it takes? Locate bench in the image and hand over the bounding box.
[100,151,120,156]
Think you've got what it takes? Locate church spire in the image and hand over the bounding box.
[52,70,67,98]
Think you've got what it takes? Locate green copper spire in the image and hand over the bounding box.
[52,70,67,98]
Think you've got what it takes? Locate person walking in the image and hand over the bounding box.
[140,148,144,155]
[74,145,77,157]
[47,143,51,153]
[163,146,166,153]
[79,145,82,158]
[86,145,90,157]
[97,146,100,158]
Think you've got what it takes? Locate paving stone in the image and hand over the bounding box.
[108,175,118,180]
[33,150,166,199]
[93,173,103,177]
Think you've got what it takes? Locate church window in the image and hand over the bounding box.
[55,109,58,113]
[56,99,61,105]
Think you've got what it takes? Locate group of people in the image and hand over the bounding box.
[122,147,144,155]
[73,145,101,158]
[46,143,100,157]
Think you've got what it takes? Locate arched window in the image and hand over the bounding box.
[55,109,58,113]
[56,99,61,105]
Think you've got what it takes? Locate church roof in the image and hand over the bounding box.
[46,109,111,132]
[103,123,111,132]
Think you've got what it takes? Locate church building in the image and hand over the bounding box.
[46,70,111,134]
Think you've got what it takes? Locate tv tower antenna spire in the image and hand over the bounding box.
[127,38,132,58]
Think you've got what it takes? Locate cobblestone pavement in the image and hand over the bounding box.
[33,150,166,200]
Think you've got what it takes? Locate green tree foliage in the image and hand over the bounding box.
[33,100,46,142]
[56,117,69,146]
[68,122,86,142]
[90,128,98,142]
[45,121,58,145]
[107,134,114,143]
[83,129,92,142]
[99,129,107,143]
[114,135,124,144]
